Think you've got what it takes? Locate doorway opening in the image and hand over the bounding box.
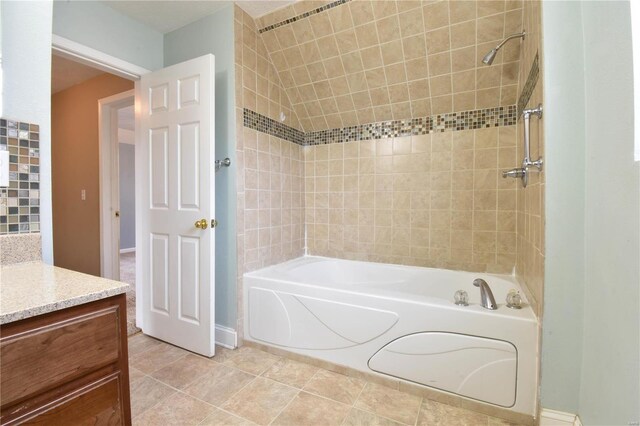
[116,104,138,335]
[51,51,139,335]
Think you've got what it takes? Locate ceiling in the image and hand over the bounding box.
[104,1,231,33]
[236,1,297,18]
[51,54,105,94]
[103,0,298,32]
[256,0,524,132]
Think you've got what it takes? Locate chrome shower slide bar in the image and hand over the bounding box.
[522,104,543,171]
[502,104,543,187]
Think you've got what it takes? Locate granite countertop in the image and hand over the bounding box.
[0,262,129,324]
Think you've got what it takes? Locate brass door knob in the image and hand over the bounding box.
[194,219,208,229]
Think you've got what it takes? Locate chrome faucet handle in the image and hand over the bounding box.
[473,278,498,310]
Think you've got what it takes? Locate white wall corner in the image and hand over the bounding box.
[215,324,237,349]
[540,409,581,426]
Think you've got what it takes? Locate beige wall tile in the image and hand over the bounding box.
[304,128,515,273]
[252,0,523,131]
[514,0,544,317]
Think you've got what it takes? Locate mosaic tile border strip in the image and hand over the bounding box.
[0,118,41,235]
[305,106,517,145]
[243,108,306,145]
[244,105,517,146]
[258,0,351,34]
[517,53,539,116]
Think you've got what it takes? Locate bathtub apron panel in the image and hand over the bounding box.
[248,287,399,349]
[368,332,517,407]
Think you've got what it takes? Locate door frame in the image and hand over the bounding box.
[52,35,150,79]
[98,90,135,280]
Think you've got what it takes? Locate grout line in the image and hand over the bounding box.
[267,388,301,425]
[182,368,258,413]
[130,376,180,420]
[413,397,425,426]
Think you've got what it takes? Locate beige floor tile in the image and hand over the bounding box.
[303,369,366,405]
[417,399,489,426]
[212,345,237,363]
[151,353,218,389]
[130,341,189,374]
[130,376,176,418]
[354,383,422,425]
[262,358,319,388]
[128,366,146,386]
[223,346,281,375]
[221,377,299,425]
[200,407,256,425]
[272,391,351,426]
[128,333,162,357]
[342,408,404,425]
[133,392,215,426]
[488,417,523,426]
[184,363,255,406]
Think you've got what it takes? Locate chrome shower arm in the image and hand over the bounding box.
[496,32,526,51]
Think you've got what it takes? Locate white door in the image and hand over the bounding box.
[136,55,215,356]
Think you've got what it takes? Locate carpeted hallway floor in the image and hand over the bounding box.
[120,252,140,336]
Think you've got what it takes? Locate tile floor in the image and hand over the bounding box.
[128,334,522,426]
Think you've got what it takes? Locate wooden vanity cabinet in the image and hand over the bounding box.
[0,294,131,425]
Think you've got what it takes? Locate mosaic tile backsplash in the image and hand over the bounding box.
[0,119,41,235]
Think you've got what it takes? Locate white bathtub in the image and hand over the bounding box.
[243,256,538,416]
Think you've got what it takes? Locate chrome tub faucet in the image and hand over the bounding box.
[474,279,498,310]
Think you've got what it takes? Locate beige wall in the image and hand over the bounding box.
[515,0,544,316]
[304,127,517,273]
[51,73,134,276]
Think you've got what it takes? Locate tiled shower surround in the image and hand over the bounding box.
[234,0,530,333]
[303,126,518,272]
[256,0,523,132]
[0,119,41,235]
[515,0,544,316]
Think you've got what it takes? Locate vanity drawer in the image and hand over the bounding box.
[0,301,122,409]
[21,374,123,426]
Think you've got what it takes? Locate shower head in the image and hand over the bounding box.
[482,48,499,65]
[481,31,526,66]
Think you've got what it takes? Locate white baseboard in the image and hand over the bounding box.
[120,247,136,254]
[540,409,582,426]
[215,324,237,349]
